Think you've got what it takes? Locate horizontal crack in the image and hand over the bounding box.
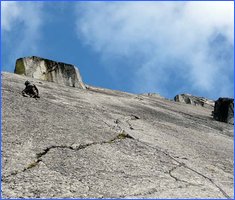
[108,131,134,142]
[2,132,134,180]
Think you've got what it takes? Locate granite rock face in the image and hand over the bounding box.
[213,98,234,124]
[174,94,214,108]
[14,56,86,89]
[141,93,166,99]
[2,72,234,198]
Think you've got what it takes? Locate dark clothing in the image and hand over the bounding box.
[22,83,40,98]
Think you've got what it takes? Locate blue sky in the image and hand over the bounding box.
[1,1,234,100]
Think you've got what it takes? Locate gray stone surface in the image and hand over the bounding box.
[14,56,86,89]
[2,72,234,198]
[174,94,215,108]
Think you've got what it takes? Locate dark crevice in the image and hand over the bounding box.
[2,132,134,179]
[181,165,231,199]
[137,140,231,199]
[168,164,203,187]
[114,114,140,131]
[168,163,186,182]
[106,116,231,199]
[3,124,230,199]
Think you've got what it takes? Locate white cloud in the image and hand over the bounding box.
[75,1,234,99]
[1,1,44,65]
[1,2,21,31]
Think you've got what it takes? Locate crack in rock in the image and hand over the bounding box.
[168,163,187,182]
[137,140,231,199]
[123,181,206,198]
[166,156,231,199]
[101,118,231,200]
[126,115,140,130]
[114,114,140,131]
[126,187,158,198]
[3,122,230,199]
[36,132,133,166]
[167,163,203,188]
[2,132,134,180]
[181,164,231,199]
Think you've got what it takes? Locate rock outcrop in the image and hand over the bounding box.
[141,93,165,99]
[174,94,214,108]
[2,72,234,198]
[14,56,86,89]
[213,98,234,124]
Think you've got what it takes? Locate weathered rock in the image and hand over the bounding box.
[14,56,86,89]
[2,72,234,198]
[213,98,234,124]
[141,93,165,99]
[174,94,214,108]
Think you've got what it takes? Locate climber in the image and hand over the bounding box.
[22,80,40,98]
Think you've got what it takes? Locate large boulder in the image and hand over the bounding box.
[14,56,86,89]
[213,98,234,124]
[174,94,214,108]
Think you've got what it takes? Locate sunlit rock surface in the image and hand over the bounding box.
[174,93,215,108]
[2,72,233,198]
[14,56,86,89]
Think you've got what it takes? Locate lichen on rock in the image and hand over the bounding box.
[14,58,26,75]
[14,56,86,89]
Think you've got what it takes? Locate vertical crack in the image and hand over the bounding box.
[168,163,186,182]
[138,140,231,199]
